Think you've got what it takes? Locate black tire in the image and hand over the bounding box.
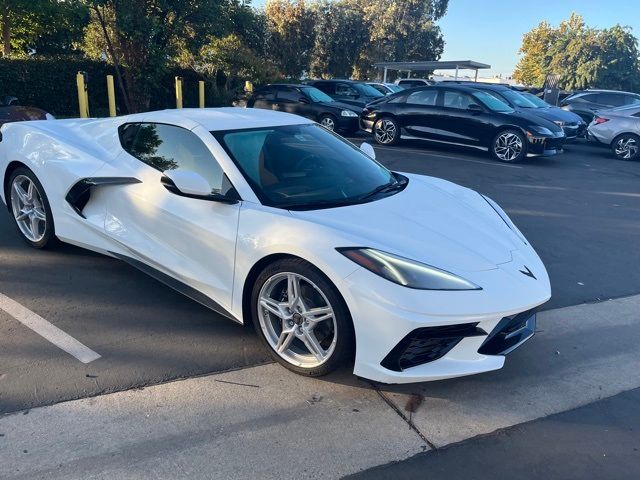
[611,133,640,161]
[7,167,57,249]
[490,129,528,163]
[319,114,337,131]
[251,257,355,377]
[373,117,400,145]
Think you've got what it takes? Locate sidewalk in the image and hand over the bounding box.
[1,295,639,479]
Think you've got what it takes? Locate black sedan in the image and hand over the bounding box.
[454,83,586,140]
[247,84,360,133]
[305,79,384,108]
[360,85,566,163]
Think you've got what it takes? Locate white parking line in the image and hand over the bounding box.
[0,292,101,364]
[372,144,524,168]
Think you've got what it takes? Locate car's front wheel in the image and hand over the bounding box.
[8,167,57,249]
[252,258,354,377]
[319,114,337,131]
[491,129,527,163]
[611,133,639,161]
[373,117,400,145]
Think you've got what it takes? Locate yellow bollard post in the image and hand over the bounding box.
[245,81,254,94]
[175,76,183,109]
[199,81,205,108]
[106,75,117,117]
[76,71,90,118]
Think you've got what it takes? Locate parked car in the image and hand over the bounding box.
[0,96,52,128]
[367,82,404,95]
[560,89,640,124]
[454,83,587,140]
[246,84,360,133]
[587,105,640,160]
[396,78,434,88]
[305,79,384,108]
[360,84,566,162]
[0,107,550,382]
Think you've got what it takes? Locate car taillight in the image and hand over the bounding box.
[594,117,609,124]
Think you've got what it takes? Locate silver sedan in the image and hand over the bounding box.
[587,105,640,160]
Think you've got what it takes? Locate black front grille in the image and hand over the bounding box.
[381,323,486,372]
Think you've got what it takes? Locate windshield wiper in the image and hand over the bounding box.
[359,176,408,201]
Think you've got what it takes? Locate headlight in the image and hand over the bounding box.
[528,126,553,135]
[337,248,481,290]
[341,110,358,117]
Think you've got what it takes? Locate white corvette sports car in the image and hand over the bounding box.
[0,108,551,383]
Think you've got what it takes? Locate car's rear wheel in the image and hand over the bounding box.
[319,114,337,131]
[8,167,56,249]
[373,117,399,145]
[611,133,639,161]
[252,258,354,377]
[491,129,527,163]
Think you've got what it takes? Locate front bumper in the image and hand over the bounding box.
[341,249,550,384]
[360,117,374,133]
[526,133,565,157]
[335,115,359,132]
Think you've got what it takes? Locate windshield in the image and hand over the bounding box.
[353,83,384,97]
[302,87,334,103]
[387,84,404,93]
[471,91,513,113]
[520,92,549,108]
[214,124,398,209]
[499,89,540,108]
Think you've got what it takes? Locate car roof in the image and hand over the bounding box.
[403,84,483,94]
[261,83,307,89]
[307,79,364,84]
[126,107,313,131]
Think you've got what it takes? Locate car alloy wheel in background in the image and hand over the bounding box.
[319,114,336,131]
[373,118,399,145]
[613,134,639,160]
[492,130,526,162]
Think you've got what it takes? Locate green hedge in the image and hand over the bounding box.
[0,57,237,117]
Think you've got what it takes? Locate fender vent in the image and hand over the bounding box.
[65,177,140,218]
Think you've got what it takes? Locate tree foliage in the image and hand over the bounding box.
[514,13,640,91]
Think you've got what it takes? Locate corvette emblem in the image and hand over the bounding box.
[519,266,536,279]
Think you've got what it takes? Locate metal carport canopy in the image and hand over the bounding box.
[373,60,491,82]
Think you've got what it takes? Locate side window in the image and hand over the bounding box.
[598,93,624,106]
[575,93,597,103]
[336,83,358,97]
[314,82,334,95]
[119,123,139,152]
[622,94,640,106]
[277,88,301,102]
[254,88,275,101]
[124,123,226,194]
[406,89,437,106]
[443,91,473,110]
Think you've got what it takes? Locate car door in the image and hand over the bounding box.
[101,122,241,313]
[251,87,277,110]
[275,86,314,119]
[395,89,443,140]
[437,90,491,147]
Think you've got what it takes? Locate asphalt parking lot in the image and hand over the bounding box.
[1,137,639,415]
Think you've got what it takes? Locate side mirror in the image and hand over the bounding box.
[467,104,483,112]
[360,142,376,159]
[299,97,310,104]
[161,169,239,204]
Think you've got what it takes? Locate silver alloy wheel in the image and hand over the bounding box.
[374,119,397,144]
[258,272,337,368]
[320,116,335,131]
[494,132,523,162]
[10,175,47,243]
[614,136,638,159]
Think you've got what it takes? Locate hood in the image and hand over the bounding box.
[519,106,584,125]
[291,174,524,273]
[508,110,565,134]
[318,100,363,113]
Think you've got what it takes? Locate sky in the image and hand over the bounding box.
[252,0,640,78]
[438,0,640,77]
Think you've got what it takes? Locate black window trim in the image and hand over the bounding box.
[117,121,242,201]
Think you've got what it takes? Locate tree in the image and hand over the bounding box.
[353,0,448,78]
[264,0,315,78]
[514,13,640,91]
[0,0,88,57]
[80,0,230,112]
